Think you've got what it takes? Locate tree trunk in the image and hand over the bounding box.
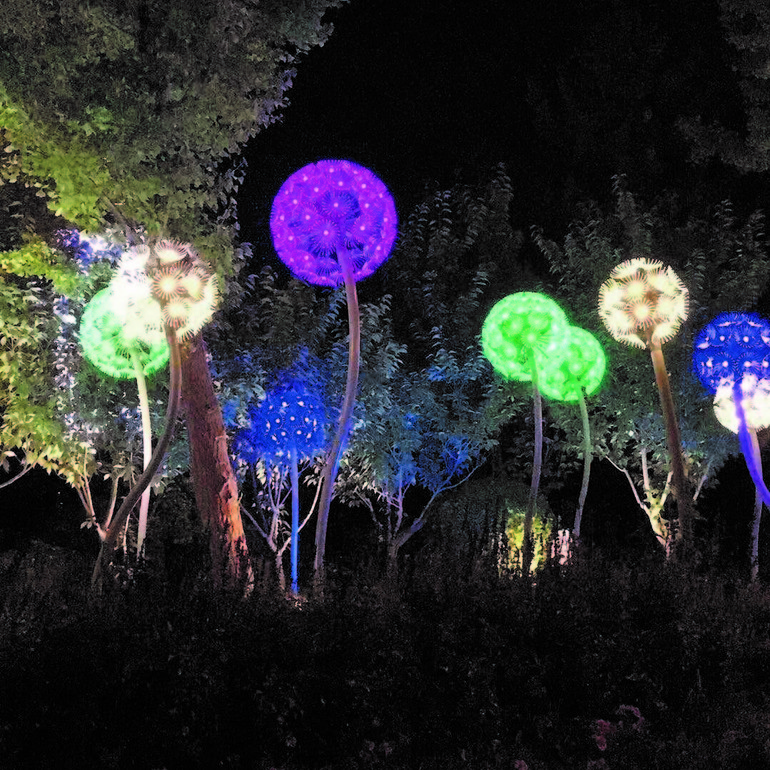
[181,335,253,593]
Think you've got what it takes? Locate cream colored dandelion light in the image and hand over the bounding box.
[599,257,688,349]
[598,256,693,554]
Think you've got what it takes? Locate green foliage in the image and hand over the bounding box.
[0,239,89,486]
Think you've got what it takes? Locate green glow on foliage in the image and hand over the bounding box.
[505,505,553,574]
[539,326,606,402]
[79,287,169,379]
[481,292,569,381]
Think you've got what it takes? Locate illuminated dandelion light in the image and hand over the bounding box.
[270,159,397,287]
[599,258,693,555]
[79,286,170,561]
[79,287,169,380]
[144,240,219,341]
[693,312,770,576]
[538,325,606,403]
[481,292,569,574]
[234,380,326,596]
[598,257,688,349]
[91,240,217,585]
[270,159,397,592]
[481,292,569,382]
[538,325,607,543]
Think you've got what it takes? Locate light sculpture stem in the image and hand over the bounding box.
[733,380,770,510]
[290,445,300,596]
[313,247,361,594]
[523,354,543,576]
[748,427,764,582]
[648,337,692,553]
[130,347,153,559]
[574,390,591,542]
[92,326,182,592]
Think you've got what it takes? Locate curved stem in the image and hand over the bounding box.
[747,427,764,582]
[648,337,692,556]
[92,327,181,591]
[313,247,360,595]
[0,457,32,490]
[574,389,592,542]
[290,446,300,596]
[130,347,153,560]
[523,353,542,576]
[734,381,770,536]
[732,381,767,580]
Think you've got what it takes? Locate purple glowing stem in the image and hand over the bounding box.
[733,380,770,509]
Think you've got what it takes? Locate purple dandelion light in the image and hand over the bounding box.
[270,159,398,593]
[271,159,397,287]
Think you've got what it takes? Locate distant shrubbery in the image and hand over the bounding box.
[2,545,770,769]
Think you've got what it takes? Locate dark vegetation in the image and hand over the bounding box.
[3,527,770,769]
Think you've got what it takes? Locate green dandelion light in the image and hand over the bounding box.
[481,291,569,574]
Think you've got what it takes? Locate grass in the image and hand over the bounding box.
[2,543,770,769]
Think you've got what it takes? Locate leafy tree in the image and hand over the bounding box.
[329,169,525,577]
[533,179,770,553]
[0,0,345,589]
[681,0,770,172]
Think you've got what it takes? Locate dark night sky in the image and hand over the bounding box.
[239,0,735,254]
[240,0,542,249]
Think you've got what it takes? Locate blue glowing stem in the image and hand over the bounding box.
[734,381,770,509]
[289,444,300,596]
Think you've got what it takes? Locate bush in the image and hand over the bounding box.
[2,545,770,768]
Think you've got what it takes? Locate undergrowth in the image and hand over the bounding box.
[1,548,770,769]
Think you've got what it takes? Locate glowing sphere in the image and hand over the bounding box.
[693,312,770,394]
[233,381,326,466]
[598,258,688,348]
[481,292,569,381]
[142,240,219,340]
[79,288,169,379]
[270,159,398,287]
[714,375,770,433]
[538,326,606,402]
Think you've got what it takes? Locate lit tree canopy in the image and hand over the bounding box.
[0,0,346,266]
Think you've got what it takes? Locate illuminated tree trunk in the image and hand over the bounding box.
[181,335,253,593]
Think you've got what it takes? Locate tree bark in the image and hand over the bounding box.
[181,335,253,593]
